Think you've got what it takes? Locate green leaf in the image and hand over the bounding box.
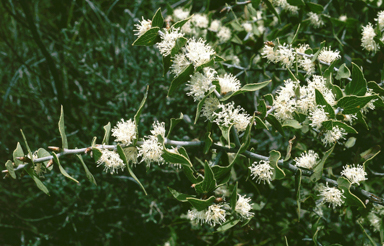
[264,94,274,105]
[163,55,171,76]
[5,160,16,179]
[295,169,302,221]
[336,95,378,114]
[315,89,335,118]
[290,24,301,44]
[187,196,216,211]
[195,161,217,194]
[37,148,52,170]
[168,64,194,97]
[361,145,381,169]
[132,27,160,46]
[91,136,97,147]
[287,68,299,81]
[287,0,304,6]
[76,154,97,185]
[195,89,214,124]
[345,63,367,96]
[134,85,149,143]
[214,54,225,62]
[170,37,187,56]
[13,142,24,167]
[310,144,335,182]
[311,41,326,62]
[167,113,184,138]
[357,221,376,246]
[219,125,232,145]
[252,0,261,9]
[262,0,280,24]
[282,119,302,129]
[116,145,147,195]
[102,122,111,145]
[344,137,356,149]
[242,115,255,150]
[332,85,343,100]
[172,16,192,29]
[266,114,285,136]
[161,141,193,167]
[183,165,203,184]
[151,8,163,28]
[52,153,79,183]
[212,143,244,182]
[269,150,285,179]
[196,58,215,72]
[58,105,68,149]
[220,80,271,101]
[335,63,351,80]
[321,120,358,134]
[25,167,50,195]
[20,129,34,167]
[284,136,296,161]
[368,81,384,96]
[337,177,365,208]
[204,132,213,154]
[230,182,238,212]
[216,219,241,232]
[92,147,103,162]
[257,99,267,119]
[168,187,195,202]
[255,116,268,130]
[307,2,324,13]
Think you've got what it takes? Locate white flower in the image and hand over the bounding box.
[157,27,184,56]
[235,194,254,219]
[192,13,209,28]
[170,53,191,76]
[150,121,166,137]
[137,135,164,166]
[361,89,378,114]
[375,11,384,30]
[249,160,274,184]
[213,102,251,132]
[307,12,324,28]
[201,96,220,121]
[173,8,190,21]
[243,23,253,33]
[261,45,278,63]
[300,57,315,75]
[112,119,136,145]
[318,183,345,209]
[318,47,341,64]
[123,147,138,166]
[341,164,367,185]
[97,149,125,174]
[184,38,215,68]
[209,20,221,32]
[322,126,347,146]
[285,4,299,15]
[306,75,336,106]
[217,26,231,43]
[295,43,310,54]
[343,114,357,124]
[272,0,298,15]
[181,20,193,34]
[277,43,295,68]
[218,73,241,94]
[368,212,381,232]
[232,55,241,66]
[205,204,226,226]
[294,150,319,169]
[187,208,207,225]
[186,67,216,101]
[339,15,347,22]
[361,23,379,52]
[134,17,152,36]
[309,106,329,130]
[273,79,299,121]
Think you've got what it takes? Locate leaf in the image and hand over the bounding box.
[76,154,97,185]
[282,119,302,129]
[335,63,351,80]
[172,16,192,29]
[262,0,280,24]
[220,80,271,101]
[102,122,111,145]
[91,136,97,147]
[195,161,217,194]
[168,187,195,202]
[20,129,34,167]
[336,95,378,114]
[162,55,171,76]
[269,150,285,179]
[321,120,358,134]
[307,2,324,13]
[52,153,79,183]
[368,81,384,96]
[212,143,245,182]
[264,94,274,105]
[332,85,343,100]
[310,144,335,182]
[37,148,52,170]
[214,54,225,62]
[216,219,241,232]
[315,89,335,118]
[5,160,16,179]
[229,182,238,212]
[116,145,147,195]
[13,142,24,167]
[345,63,367,96]
[290,24,301,44]
[92,147,103,162]
[196,58,215,72]
[257,99,267,119]
[255,116,268,130]
[337,177,365,208]
[357,221,376,246]
[219,125,232,145]
[284,135,296,161]
[151,8,163,28]
[167,113,184,138]
[266,114,285,136]
[295,169,302,221]
[183,165,203,184]
[134,85,149,143]
[204,132,213,154]
[58,105,68,149]
[287,0,304,6]
[187,196,216,211]
[311,41,326,62]
[168,64,194,97]
[194,89,214,124]
[170,37,187,56]
[25,167,50,195]
[132,27,160,46]
[361,145,381,169]
[344,137,356,149]
[161,140,193,167]
[242,115,255,150]
[287,68,299,81]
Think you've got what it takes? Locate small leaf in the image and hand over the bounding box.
[183,165,203,184]
[287,0,304,6]
[336,95,378,114]
[76,154,97,185]
[335,63,351,80]
[168,64,194,97]
[195,89,214,124]
[170,37,187,56]
[195,161,217,194]
[332,85,343,100]
[161,140,193,167]
[257,100,267,119]
[91,137,97,147]
[368,81,384,96]
[187,196,216,211]
[52,153,79,183]
[172,16,192,29]
[163,55,171,76]
[315,89,335,118]
[230,182,238,212]
[5,160,16,179]
[282,119,302,129]
[361,145,381,169]
[266,114,285,136]
[255,116,268,130]
[132,27,160,46]
[310,144,335,182]
[311,41,326,62]
[216,219,241,232]
[307,2,324,13]
[264,94,274,105]
[337,177,365,208]
[203,132,213,154]
[295,169,302,221]
[220,80,271,101]
[20,129,34,167]
[102,122,111,145]
[134,85,149,143]
[58,105,68,149]
[168,187,195,202]
[344,137,356,149]
[345,63,367,96]
[262,0,280,23]
[219,125,232,145]
[13,142,24,167]
[269,150,285,179]
[284,136,296,161]
[92,147,103,162]
[167,113,184,138]
[37,148,52,170]
[25,167,50,195]
[151,8,163,28]
[196,58,215,72]
[321,120,358,134]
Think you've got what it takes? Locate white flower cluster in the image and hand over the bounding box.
[209,20,221,32]
[361,23,379,52]
[249,160,274,184]
[294,150,319,169]
[188,204,226,227]
[235,194,254,219]
[217,26,232,43]
[243,23,253,33]
[186,67,216,101]
[307,12,324,28]
[97,149,125,174]
[361,89,378,114]
[137,121,166,166]
[318,183,345,209]
[173,8,189,21]
[200,96,220,121]
[192,13,209,28]
[271,0,299,15]
[218,73,241,95]
[340,164,367,185]
[213,102,252,132]
[157,27,185,56]
[368,212,381,232]
[322,126,347,146]
[112,119,136,145]
[376,11,384,30]
[308,106,329,130]
[134,17,152,37]
[318,47,341,64]
[184,38,215,68]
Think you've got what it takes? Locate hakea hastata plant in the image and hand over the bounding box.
[3,3,384,240]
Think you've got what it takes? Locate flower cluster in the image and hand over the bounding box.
[137,121,166,166]
[361,11,384,53]
[322,126,347,146]
[261,43,295,68]
[318,183,345,209]
[218,73,241,95]
[317,47,341,64]
[294,150,319,169]
[97,149,125,174]
[340,164,367,185]
[134,17,152,36]
[112,119,136,145]
[235,194,254,219]
[249,160,274,184]
[270,0,299,15]
[213,102,252,132]
[307,12,324,28]
[157,27,185,56]
[186,67,216,101]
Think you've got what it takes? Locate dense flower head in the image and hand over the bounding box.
[192,13,209,28]
[261,45,278,63]
[295,43,310,54]
[249,160,274,184]
[309,106,329,130]
[150,121,166,138]
[184,38,215,67]
[213,102,251,132]
[300,57,315,75]
[235,194,254,219]
[205,204,226,226]
[276,43,295,68]
[97,149,125,174]
[243,23,253,33]
[271,0,299,15]
[209,20,221,32]
[368,212,381,232]
[170,53,191,76]
[273,79,299,121]
[361,23,379,52]
[186,67,216,101]
[201,96,220,121]
[173,8,189,21]
[134,17,152,36]
[112,119,136,145]
[217,26,232,43]
[157,27,184,56]
[218,73,241,94]
[319,183,345,209]
[341,164,367,185]
[376,11,384,30]
[124,147,138,166]
[137,135,164,166]
[322,126,347,146]
[307,12,324,28]
[187,208,207,226]
[294,150,319,169]
[318,47,341,64]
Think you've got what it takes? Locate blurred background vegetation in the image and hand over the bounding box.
[1,0,384,245]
